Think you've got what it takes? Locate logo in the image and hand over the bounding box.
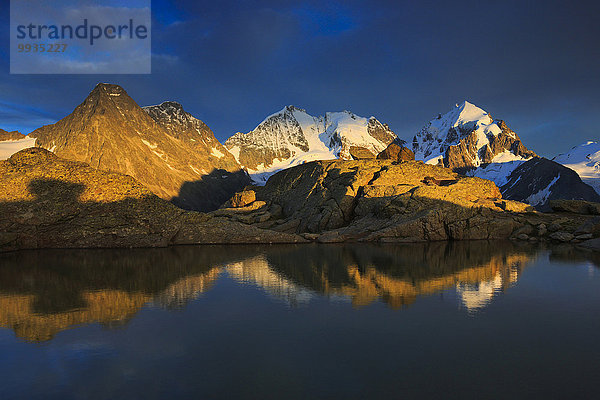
[10,0,151,74]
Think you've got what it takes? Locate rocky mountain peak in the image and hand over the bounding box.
[29,83,249,211]
[143,101,216,144]
[224,106,398,183]
[412,101,535,171]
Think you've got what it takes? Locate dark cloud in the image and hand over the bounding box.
[0,0,598,156]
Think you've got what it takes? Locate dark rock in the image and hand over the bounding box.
[548,223,561,232]
[550,199,600,215]
[578,238,600,251]
[501,158,600,209]
[549,231,574,242]
[574,217,600,236]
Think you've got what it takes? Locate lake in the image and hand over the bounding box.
[1,242,599,399]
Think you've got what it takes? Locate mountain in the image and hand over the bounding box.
[553,141,600,195]
[30,83,249,211]
[0,129,25,141]
[412,101,536,172]
[501,157,600,209]
[0,129,36,161]
[224,105,398,183]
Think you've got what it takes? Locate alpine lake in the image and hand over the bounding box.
[1,241,599,399]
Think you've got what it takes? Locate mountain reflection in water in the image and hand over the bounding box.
[0,242,590,342]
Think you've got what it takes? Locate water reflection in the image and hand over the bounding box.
[0,242,591,342]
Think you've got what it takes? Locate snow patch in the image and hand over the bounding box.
[525,174,560,205]
[0,137,37,160]
[469,159,526,187]
[211,147,224,158]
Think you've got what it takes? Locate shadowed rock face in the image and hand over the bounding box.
[29,83,249,211]
[0,129,25,141]
[502,157,600,209]
[0,148,305,252]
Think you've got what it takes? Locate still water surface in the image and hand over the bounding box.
[0,242,599,399]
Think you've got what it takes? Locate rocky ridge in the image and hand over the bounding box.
[214,158,600,244]
[30,83,249,211]
[412,101,536,171]
[0,129,25,141]
[0,148,304,252]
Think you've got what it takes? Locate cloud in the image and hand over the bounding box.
[0,0,598,156]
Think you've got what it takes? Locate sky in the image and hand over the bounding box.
[0,0,599,157]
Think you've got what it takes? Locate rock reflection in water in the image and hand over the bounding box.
[0,242,555,342]
[247,242,537,310]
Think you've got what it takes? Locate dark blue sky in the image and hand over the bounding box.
[1,0,599,156]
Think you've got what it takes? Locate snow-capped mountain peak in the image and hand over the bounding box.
[224,106,398,183]
[412,101,535,171]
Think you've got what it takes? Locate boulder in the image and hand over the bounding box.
[550,199,600,215]
[549,231,574,242]
[222,189,257,208]
[349,146,376,160]
[377,143,415,161]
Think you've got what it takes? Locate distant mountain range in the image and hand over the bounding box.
[1,83,599,210]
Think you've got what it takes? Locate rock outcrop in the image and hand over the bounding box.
[215,158,600,244]
[30,83,249,212]
[3,148,599,251]
[0,148,304,252]
[214,159,541,242]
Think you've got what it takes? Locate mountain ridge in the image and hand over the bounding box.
[29,83,249,211]
[224,105,399,183]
